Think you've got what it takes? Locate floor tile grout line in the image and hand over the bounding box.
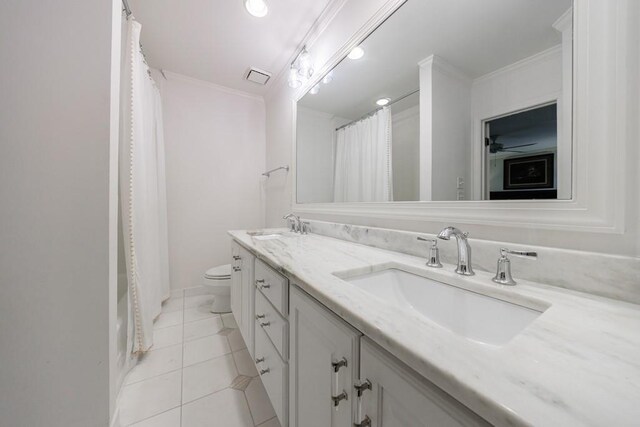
[122,364,184,387]
[180,289,185,426]
[182,348,235,371]
[257,416,277,427]
[243,389,258,426]
[124,403,182,427]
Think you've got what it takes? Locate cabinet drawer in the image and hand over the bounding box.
[255,323,288,426]
[254,259,288,316]
[255,289,288,361]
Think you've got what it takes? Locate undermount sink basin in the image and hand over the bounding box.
[247,230,283,240]
[344,268,543,346]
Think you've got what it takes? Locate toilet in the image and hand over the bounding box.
[202,264,232,313]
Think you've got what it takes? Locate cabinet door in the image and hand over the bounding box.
[230,241,242,331]
[289,285,361,427]
[358,338,489,427]
[239,246,255,357]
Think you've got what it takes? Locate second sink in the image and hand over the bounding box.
[343,268,544,346]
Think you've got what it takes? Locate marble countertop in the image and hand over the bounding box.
[229,229,640,426]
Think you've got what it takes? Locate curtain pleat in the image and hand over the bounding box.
[333,108,393,202]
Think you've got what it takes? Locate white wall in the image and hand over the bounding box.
[157,72,266,290]
[419,55,471,201]
[296,107,338,203]
[391,105,420,201]
[265,0,640,259]
[0,0,117,425]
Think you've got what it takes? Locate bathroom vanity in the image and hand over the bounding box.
[229,229,640,427]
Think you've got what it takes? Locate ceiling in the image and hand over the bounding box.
[299,0,571,119]
[128,0,333,95]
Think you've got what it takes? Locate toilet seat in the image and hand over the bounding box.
[204,264,231,280]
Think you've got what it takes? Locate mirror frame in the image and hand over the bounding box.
[291,0,628,235]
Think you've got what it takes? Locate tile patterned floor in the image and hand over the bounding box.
[118,288,281,427]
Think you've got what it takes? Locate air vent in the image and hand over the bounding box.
[245,67,271,85]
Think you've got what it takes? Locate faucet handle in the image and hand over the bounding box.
[500,248,537,259]
[300,222,310,235]
[492,248,537,286]
[417,237,442,268]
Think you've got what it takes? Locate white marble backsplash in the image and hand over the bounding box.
[305,219,640,305]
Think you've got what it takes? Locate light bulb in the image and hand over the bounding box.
[348,46,364,60]
[322,70,334,84]
[310,84,320,95]
[288,68,302,89]
[244,0,268,17]
[299,50,311,69]
[376,98,390,106]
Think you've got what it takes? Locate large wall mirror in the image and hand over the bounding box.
[296,0,573,204]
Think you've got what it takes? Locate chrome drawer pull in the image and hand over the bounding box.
[332,391,348,407]
[260,321,271,328]
[255,357,264,363]
[259,283,271,289]
[354,379,372,397]
[332,357,348,372]
[233,266,241,272]
[355,415,371,427]
[232,255,241,260]
[255,279,265,284]
[255,314,266,319]
[259,368,270,375]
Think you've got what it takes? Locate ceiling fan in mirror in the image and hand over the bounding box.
[486,136,536,154]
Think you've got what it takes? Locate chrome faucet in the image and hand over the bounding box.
[437,226,474,276]
[282,213,301,233]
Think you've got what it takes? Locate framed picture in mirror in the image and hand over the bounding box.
[503,153,555,190]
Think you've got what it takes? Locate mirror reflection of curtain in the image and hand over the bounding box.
[333,108,393,202]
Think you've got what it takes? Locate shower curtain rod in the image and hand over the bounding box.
[122,0,132,17]
[335,89,420,131]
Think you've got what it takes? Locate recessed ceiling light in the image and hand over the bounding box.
[376,98,390,106]
[348,46,364,60]
[245,0,268,17]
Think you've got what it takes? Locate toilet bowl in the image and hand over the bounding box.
[202,264,232,313]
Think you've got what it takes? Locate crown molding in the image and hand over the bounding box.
[160,69,264,102]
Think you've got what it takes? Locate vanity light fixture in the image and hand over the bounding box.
[322,70,334,84]
[376,98,390,106]
[244,0,268,17]
[309,84,320,95]
[348,46,364,60]
[288,47,314,89]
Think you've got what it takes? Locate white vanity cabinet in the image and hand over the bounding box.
[289,285,361,427]
[230,241,255,356]
[357,338,489,427]
[232,239,489,427]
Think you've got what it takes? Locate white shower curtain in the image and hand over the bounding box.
[121,18,170,354]
[333,107,393,202]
